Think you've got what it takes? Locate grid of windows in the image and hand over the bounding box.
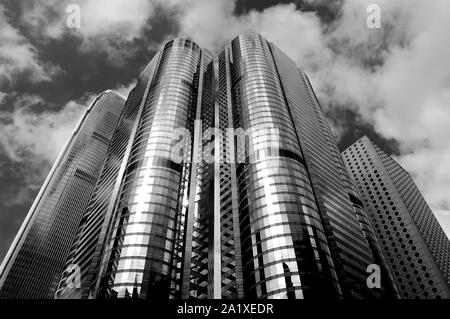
[342,136,450,299]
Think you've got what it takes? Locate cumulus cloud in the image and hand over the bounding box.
[0,163,48,208]
[17,0,185,65]
[114,80,137,99]
[0,92,97,207]
[327,1,450,227]
[0,5,58,88]
[0,91,7,104]
[0,92,92,163]
[173,0,329,58]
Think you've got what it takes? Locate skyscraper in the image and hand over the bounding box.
[2,33,398,299]
[266,38,396,299]
[342,136,450,298]
[0,91,126,298]
[55,64,158,299]
[92,38,206,299]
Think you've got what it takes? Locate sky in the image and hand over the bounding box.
[0,0,449,264]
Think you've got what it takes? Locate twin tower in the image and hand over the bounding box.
[1,33,443,299]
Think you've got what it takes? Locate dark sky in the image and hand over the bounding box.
[0,0,401,264]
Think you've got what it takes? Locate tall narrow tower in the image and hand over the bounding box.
[54,62,159,299]
[342,136,450,298]
[220,33,395,299]
[92,39,206,299]
[0,91,126,298]
[216,33,340,299]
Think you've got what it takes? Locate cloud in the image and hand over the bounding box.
[17,0,185,65]
[0,92,98,208]
[173,1,329,57]
[0,92,92,163]
[114,80,137,99]
[0,5,59,88]
[0,165,48,208]
[329,1,450,225]
[173,0,242,52]
[0,91,7,104]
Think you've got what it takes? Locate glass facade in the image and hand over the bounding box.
[227,33,341,299]
[54,58,160,299]
[342,136,450,298]
[2,33,404,300]
[94,39,203,299]
[268,43,396,298]
[0,91,126,298]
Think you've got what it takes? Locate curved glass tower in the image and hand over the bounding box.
[266,39,395,299]
[54,63,159,299]
[227,33,340,299]
[94,39,204,299]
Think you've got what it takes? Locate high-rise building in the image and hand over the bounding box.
[56,39,208,299]
[0,91,126,298]
[2,33,398,300]
[266,37,396,299]
[212,33,395,299]
[342,136,450,298]
[92,38,207,300]
[54,64,158,299]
